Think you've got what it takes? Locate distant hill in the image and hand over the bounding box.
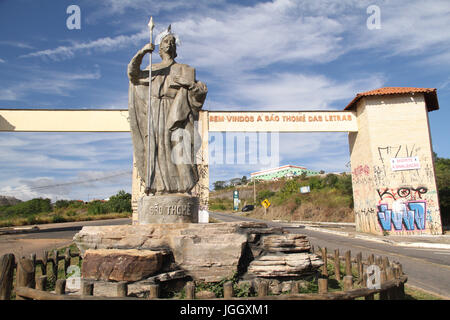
[0,196,22,206]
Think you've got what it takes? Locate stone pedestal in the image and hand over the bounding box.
[138,194,199,224]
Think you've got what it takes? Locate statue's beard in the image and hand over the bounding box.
[159,46,176,59]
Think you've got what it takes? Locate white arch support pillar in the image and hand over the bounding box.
[347,88,443,235]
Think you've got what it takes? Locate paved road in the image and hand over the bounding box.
[0,218,131,258]
[211,212,450,299]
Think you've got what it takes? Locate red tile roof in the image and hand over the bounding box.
[344,87,439,111]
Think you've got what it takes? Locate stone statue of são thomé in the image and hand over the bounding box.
[128,25,207,223]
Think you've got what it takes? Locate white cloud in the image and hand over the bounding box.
[0,58,5,63]
[20,30,147,61]
[227,72,385,109]
[0,40,34,49]
[0,67,101,101]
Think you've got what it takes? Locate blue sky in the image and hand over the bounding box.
[0,0,449,201]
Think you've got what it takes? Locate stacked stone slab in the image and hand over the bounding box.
[74,222,322,297]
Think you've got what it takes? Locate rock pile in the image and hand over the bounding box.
[73,221,323,297]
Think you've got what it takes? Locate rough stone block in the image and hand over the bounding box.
[82,249,163,282]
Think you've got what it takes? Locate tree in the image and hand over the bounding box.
[107,190,132,213]
[319,170,325,174]
[213,181,227,191]
[241,176,248,184]
[435,155,450,225]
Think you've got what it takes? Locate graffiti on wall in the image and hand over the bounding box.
[377,186,428,201]
[377,200,426,231]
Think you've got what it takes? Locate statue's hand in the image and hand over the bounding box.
[141,43,155,54]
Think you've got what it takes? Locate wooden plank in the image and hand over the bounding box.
[15,287,141,300]
[0,109,131,132]
[0,254,15,300]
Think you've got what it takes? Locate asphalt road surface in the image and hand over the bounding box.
[210,212,450,299]
[0,218,131,258]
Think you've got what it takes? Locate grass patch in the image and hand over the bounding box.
[404,285,443,300]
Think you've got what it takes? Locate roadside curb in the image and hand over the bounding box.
[0,218,132,236]
[301,225,450,249]
[0,226,41,235]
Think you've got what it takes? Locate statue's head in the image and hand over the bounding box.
[159,34,177,59]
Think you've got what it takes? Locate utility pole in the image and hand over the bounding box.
[253,178,256,204]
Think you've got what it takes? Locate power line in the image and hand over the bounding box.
[5,170,132,192]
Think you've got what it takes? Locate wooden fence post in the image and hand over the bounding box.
[334,249,341,281]
[185,282,195,299]
[0,254,15,300]
[16,257,35,300]
[356,252,363,283]
[64,248,71,276]
[223,281,234,299]
[257,280,269,297]
[42,251,48,275]
[318,278,328,294]
[379,270,388,300]
[343,275,353,292]
[362,273,374,300]
[36,276,47,291]
[52,250,58,280]
[81,280,93,296]
[291,281,299,294]
[148,284,159,299]
[368,254,374,265]
[382,256,390,271]
[321,247,328,277]
[386,267,397,300]
[345,251,352,276]
[55,279,66,295]
[117,282,127,298]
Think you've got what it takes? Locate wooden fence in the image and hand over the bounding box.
[0,246,407,300]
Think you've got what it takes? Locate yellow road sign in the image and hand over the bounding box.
[261,199,271,209]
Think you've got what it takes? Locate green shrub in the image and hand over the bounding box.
[87,201,109,215]
[0,198,52,216]
[54,200,70,209]
[52,214,66,223]
[106,190,131,213]
[256,190,275,204]
[281,179,300,196]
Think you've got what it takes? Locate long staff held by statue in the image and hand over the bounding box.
[145,16,155,196]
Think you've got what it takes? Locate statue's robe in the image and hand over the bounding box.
[128,61,207,193]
